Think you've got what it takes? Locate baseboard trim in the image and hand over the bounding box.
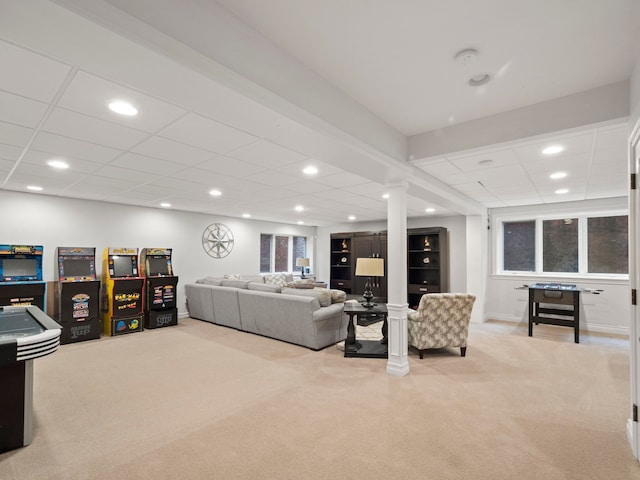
[484,313,629,336]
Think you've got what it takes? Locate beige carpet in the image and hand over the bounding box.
[0,318,638,480]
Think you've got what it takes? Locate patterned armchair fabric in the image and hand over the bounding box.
[407,293,476,359]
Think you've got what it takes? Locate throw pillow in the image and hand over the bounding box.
[264,273,288,288]
[285,280,315,289]
[198,276,222,286]
[313,287,346,303]
[281,287,331,307]
[223,273,242,280]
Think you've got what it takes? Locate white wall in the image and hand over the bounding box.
[630,50,640,127]
[0,190,316,316]
[485,197,630,335]
[316,215,468,292]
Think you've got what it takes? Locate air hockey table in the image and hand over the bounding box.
[0,306,61,453]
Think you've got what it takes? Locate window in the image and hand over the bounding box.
[542,218,578,273]
[260,234,307,273]
[503,220,535,271]
[588,216,628,274]
[498,213,628,276]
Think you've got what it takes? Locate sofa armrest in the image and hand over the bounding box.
[312,302,344,321]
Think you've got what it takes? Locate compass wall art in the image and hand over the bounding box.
[201,223,234,259]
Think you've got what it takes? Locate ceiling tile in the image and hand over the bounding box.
[0,121,33,148]
[42,108,149,150]
[448,148,520,172]
[245,169,300,187]
[0,91,48,128]
[31,132,123,164]
[110,152,188,175]
[513,131,594,162]
[0,142,24,162]
[0,40,72,103]
[58,71,188,133]
[315,172,370,188]
[132,136,213,165]
[195,155,268,177]
[158,113,258,154]
[413,158,462,178]
[228,139,307,167]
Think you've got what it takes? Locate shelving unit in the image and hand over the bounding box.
[330,234,353,293]
[330,227,448,308]
[407,227,449,308]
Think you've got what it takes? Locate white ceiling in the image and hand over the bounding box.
[0,0,638,225]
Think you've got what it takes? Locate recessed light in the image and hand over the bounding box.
[303,166,318,175]
[47,159,69,169]
[425,208,436,213]
[455,49,478,66]
[295,205,304,212]
[242,213,251,218]
[348,215,356,221]
[209,189,222,197]
[543,145,564,155]
[27,185,43,191]
[382,193,389,199]
[468,74,491,86]
[555,188,569,194]
[160,202,171,208]
[297,221,304,225]
[108,100,138,116]
[550,171,567,180]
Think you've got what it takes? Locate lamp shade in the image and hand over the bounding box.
[296,257,310,267]
[355,257,384,277]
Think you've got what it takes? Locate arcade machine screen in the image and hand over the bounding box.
[2,258,37,281]
[112,256,135,278]
[148,256,170,276]
[60,257,93,278]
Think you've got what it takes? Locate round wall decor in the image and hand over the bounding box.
[202,223,234,259]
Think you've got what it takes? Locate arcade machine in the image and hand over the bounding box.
[0,245,45,310]
[139,248,178,329]
[54,247,101,344]
[101,247,144,336]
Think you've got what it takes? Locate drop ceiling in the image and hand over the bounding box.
[0,0,638,225]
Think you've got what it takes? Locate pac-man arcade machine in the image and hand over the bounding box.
[101,247,144,336]
[54,247,101,344]
[0,245,45,310]
[139,248,178,329]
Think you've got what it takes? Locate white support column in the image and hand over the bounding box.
[385,180,409,377]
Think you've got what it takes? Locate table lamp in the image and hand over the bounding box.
[296,257,310,279]
[355,257,384,307]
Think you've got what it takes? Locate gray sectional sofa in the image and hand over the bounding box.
[184,274,348,350]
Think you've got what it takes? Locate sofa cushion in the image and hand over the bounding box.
[281,287,331,307]
[264,273,288,288]
[221,279,250,289]
[224,273,243,280]
[198,276,222,286]
[247,282,282,293]
[242,274,265,283]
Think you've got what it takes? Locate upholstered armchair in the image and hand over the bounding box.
[407,293,476,359]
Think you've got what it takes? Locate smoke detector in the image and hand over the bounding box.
[455,49,478,66]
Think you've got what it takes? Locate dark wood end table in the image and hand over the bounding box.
[343,302,388,358]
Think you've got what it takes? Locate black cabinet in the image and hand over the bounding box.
[407,227,449,308]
